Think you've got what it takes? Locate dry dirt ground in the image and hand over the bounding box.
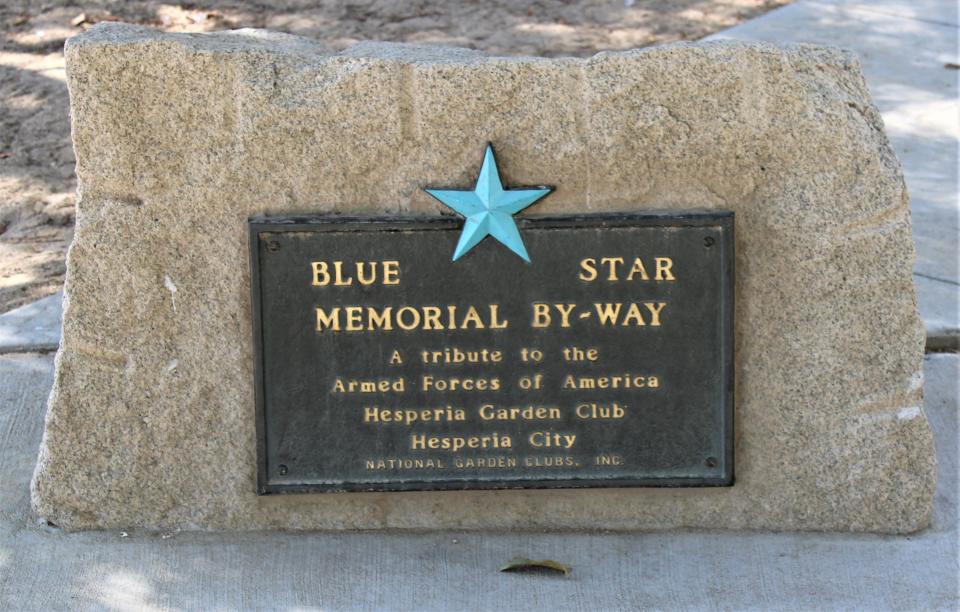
[0,0,789,314]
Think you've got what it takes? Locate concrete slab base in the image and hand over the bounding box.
[0,352,956,610]
[0,292,61,354]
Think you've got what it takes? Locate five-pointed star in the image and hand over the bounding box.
[425,145,552,262]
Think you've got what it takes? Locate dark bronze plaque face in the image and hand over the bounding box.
[250,212,734,493]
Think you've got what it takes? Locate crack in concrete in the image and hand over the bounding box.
[914,271,960,287]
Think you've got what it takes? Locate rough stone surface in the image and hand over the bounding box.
[32,23,936,532]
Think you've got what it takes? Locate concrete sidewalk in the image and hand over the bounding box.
[0,292,61,354]
[710,0,960,349]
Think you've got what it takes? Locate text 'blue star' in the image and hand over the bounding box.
[425,145,552,262]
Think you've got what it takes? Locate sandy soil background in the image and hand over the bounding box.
[0,0,789,314]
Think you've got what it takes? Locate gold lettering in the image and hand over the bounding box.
[576,402,626,419]
[331,377,405,393]
[396,306,421,330]
[489,304,508,329]
[422,306,443,330]
[579,258,598,281]
[532,303,551,328]
[316,307,341,331]
[622,302,646,326]
[345,306,364,331]
[528,431,577,449]
[594,303,621,325]
[363,405,466,425]
[311,261,330,286]
[310,260,401,287]
[479,404,562,421]
[645,302,667,326]
[460,306,485,329]
[356,262,376,285]
[367,307,393,331]
[411,432,512,452]
[626,258,650,281]
[562,373,657,390]
[422,376,501,392]
[332,261,353,286]
[655,257,675,281]
[600,257,624,280]
[382,261,400,285]
[554,303,576,328]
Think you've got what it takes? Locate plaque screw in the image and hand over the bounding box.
[266,240,281,252]
[278,464,288,475]
[704,236,715,247]
[705,457,718,468]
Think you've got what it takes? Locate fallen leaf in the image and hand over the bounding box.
[71,13,88,27]
[0,152,11,159]
[499,557,571,575]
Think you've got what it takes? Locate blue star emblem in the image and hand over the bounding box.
[425,145,552,262]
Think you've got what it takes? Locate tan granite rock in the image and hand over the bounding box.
[32,23,935,532]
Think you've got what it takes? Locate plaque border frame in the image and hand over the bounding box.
[249,211,735,494]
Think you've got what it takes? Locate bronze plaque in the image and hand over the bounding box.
[250,212,734,493]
